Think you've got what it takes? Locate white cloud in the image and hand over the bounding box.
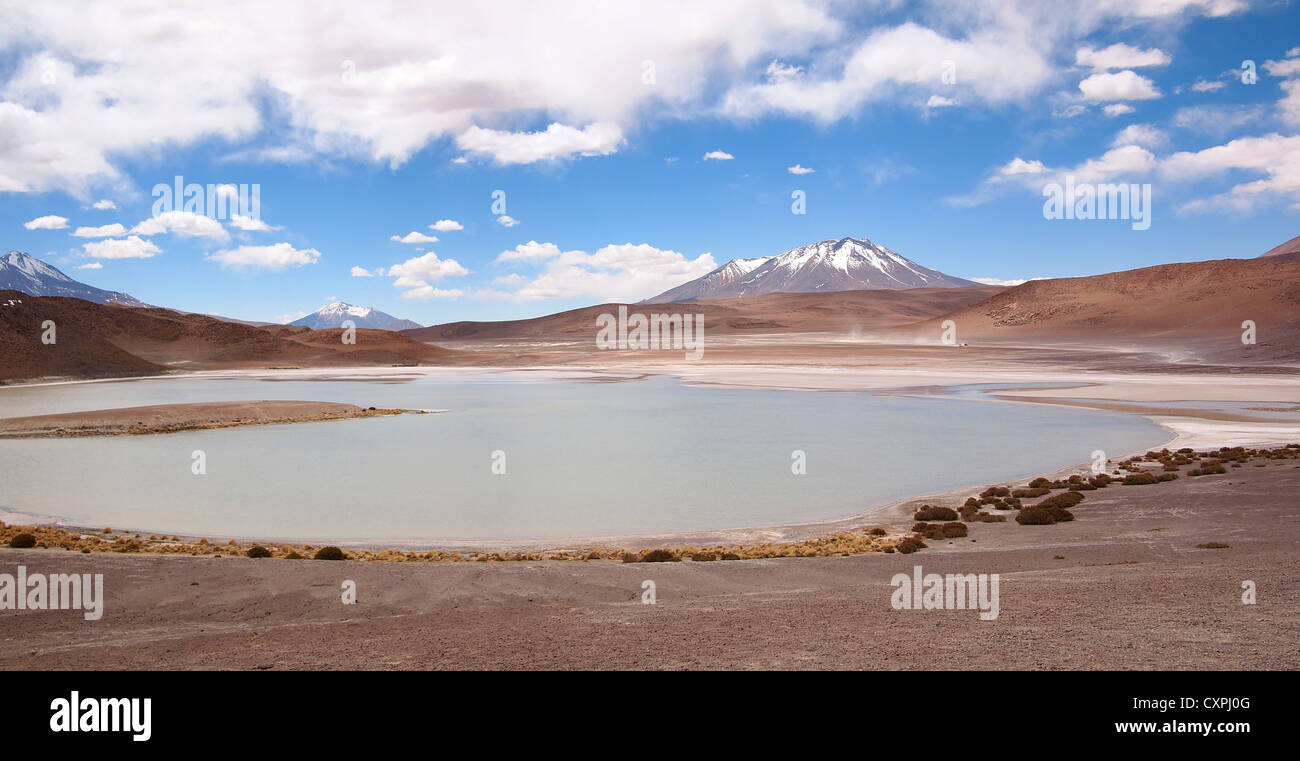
[971,276,1046,286]
[1103,103,1136,116]
[455,122,624,164]
[273,311,309,324]
[765,60,804,83]
[350,266,376,277]
[390,231,439,244]
[1053,104,1088,119]
[1190,79,1226,92]
[1075,43,1171,72]
[77,261,102,270]
[399,286,463,300]
[0,1,1252,194]
[787,163,815,174]
[493,241,717,302]
[925,94,956,108]
[72,223,127,238]
[1112,123,1167,149]
[228,214,277,231]
[998,157,1048,176]
[1162,133,1300,212]
[703,150,734,161]
[496,240,564,262]
[131,210,229,241]
[1264,57,1300,78]
[82,235,160,259]
[23,215,68,230]
[430,219,463,232]
[91,199,116,210]
[1078,70,1161,101]
[496,215,520,227]
[386,251,469,294]
[207,242,320,269]
[1172,104,1265,136]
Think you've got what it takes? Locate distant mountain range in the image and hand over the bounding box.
[290,302,422,331]
[646,237,978,302]
[0,251,146,306]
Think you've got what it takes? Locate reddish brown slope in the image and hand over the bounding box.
[0,291,459,382]
[404,286,1005,341]
[915,257,1300,361]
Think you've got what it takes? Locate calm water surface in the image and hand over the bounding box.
[0,371,1171,541]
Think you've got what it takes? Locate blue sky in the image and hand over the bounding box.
[2,0,1299,325]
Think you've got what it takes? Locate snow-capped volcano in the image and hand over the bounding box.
[646,237,979,302]
[0,251,146,306]
[290,301,422,331]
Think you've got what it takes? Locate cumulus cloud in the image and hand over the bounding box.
[207,242,320,269]
[430,219,463,232]
[455,122,624,164]
[131,210,229,241]
[0,0,1252,195]
[1172,104,1265,136]
[1103,103,1136,116]
[998,157,1049,176]
[496,215,520,227]
[1163,133,1300,212]
[91,199,116,210]
[492,241,717,302]
[1075,43,1170,72]
[1112,123,1167,149]
[23,215,68,230]
[228,214,277,231]
[350,266,377,277]
[925,94,956,108]
[77,261,102,269]
[703,150,735,161]
[82,235,160,259]
[1078,70,1162,101]
[385,251,469,297]
[390,231,439,244]
[1190,79,1226,92]
[787,164,815,174]
[72,223,127,238]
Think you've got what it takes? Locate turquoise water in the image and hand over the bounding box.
[0,372,1170,541]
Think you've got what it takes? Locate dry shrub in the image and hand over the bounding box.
[638,549,679,563]
[1016,508,1057,525]
[1123,472,1159,485]
[980,486,1010,498]
[914,505,959,521]
[246,545,272,558]
[1012,487,1050,498]
[8,532,36,548]
[1034,491,1084,509]
[895,536,926,554]
[1196,542,1229,549]
[312,546,347,560]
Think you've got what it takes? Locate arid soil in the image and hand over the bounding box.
[1,449,1296,670]
[0,400,411,438]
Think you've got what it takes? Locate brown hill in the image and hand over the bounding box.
[0,290,458,383]
[1260,235,1300,258]
[404,286,1005,341]
[916,257,1300,361]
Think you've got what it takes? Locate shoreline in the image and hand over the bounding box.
[1,363,1297,552]
[0,400,421,438]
